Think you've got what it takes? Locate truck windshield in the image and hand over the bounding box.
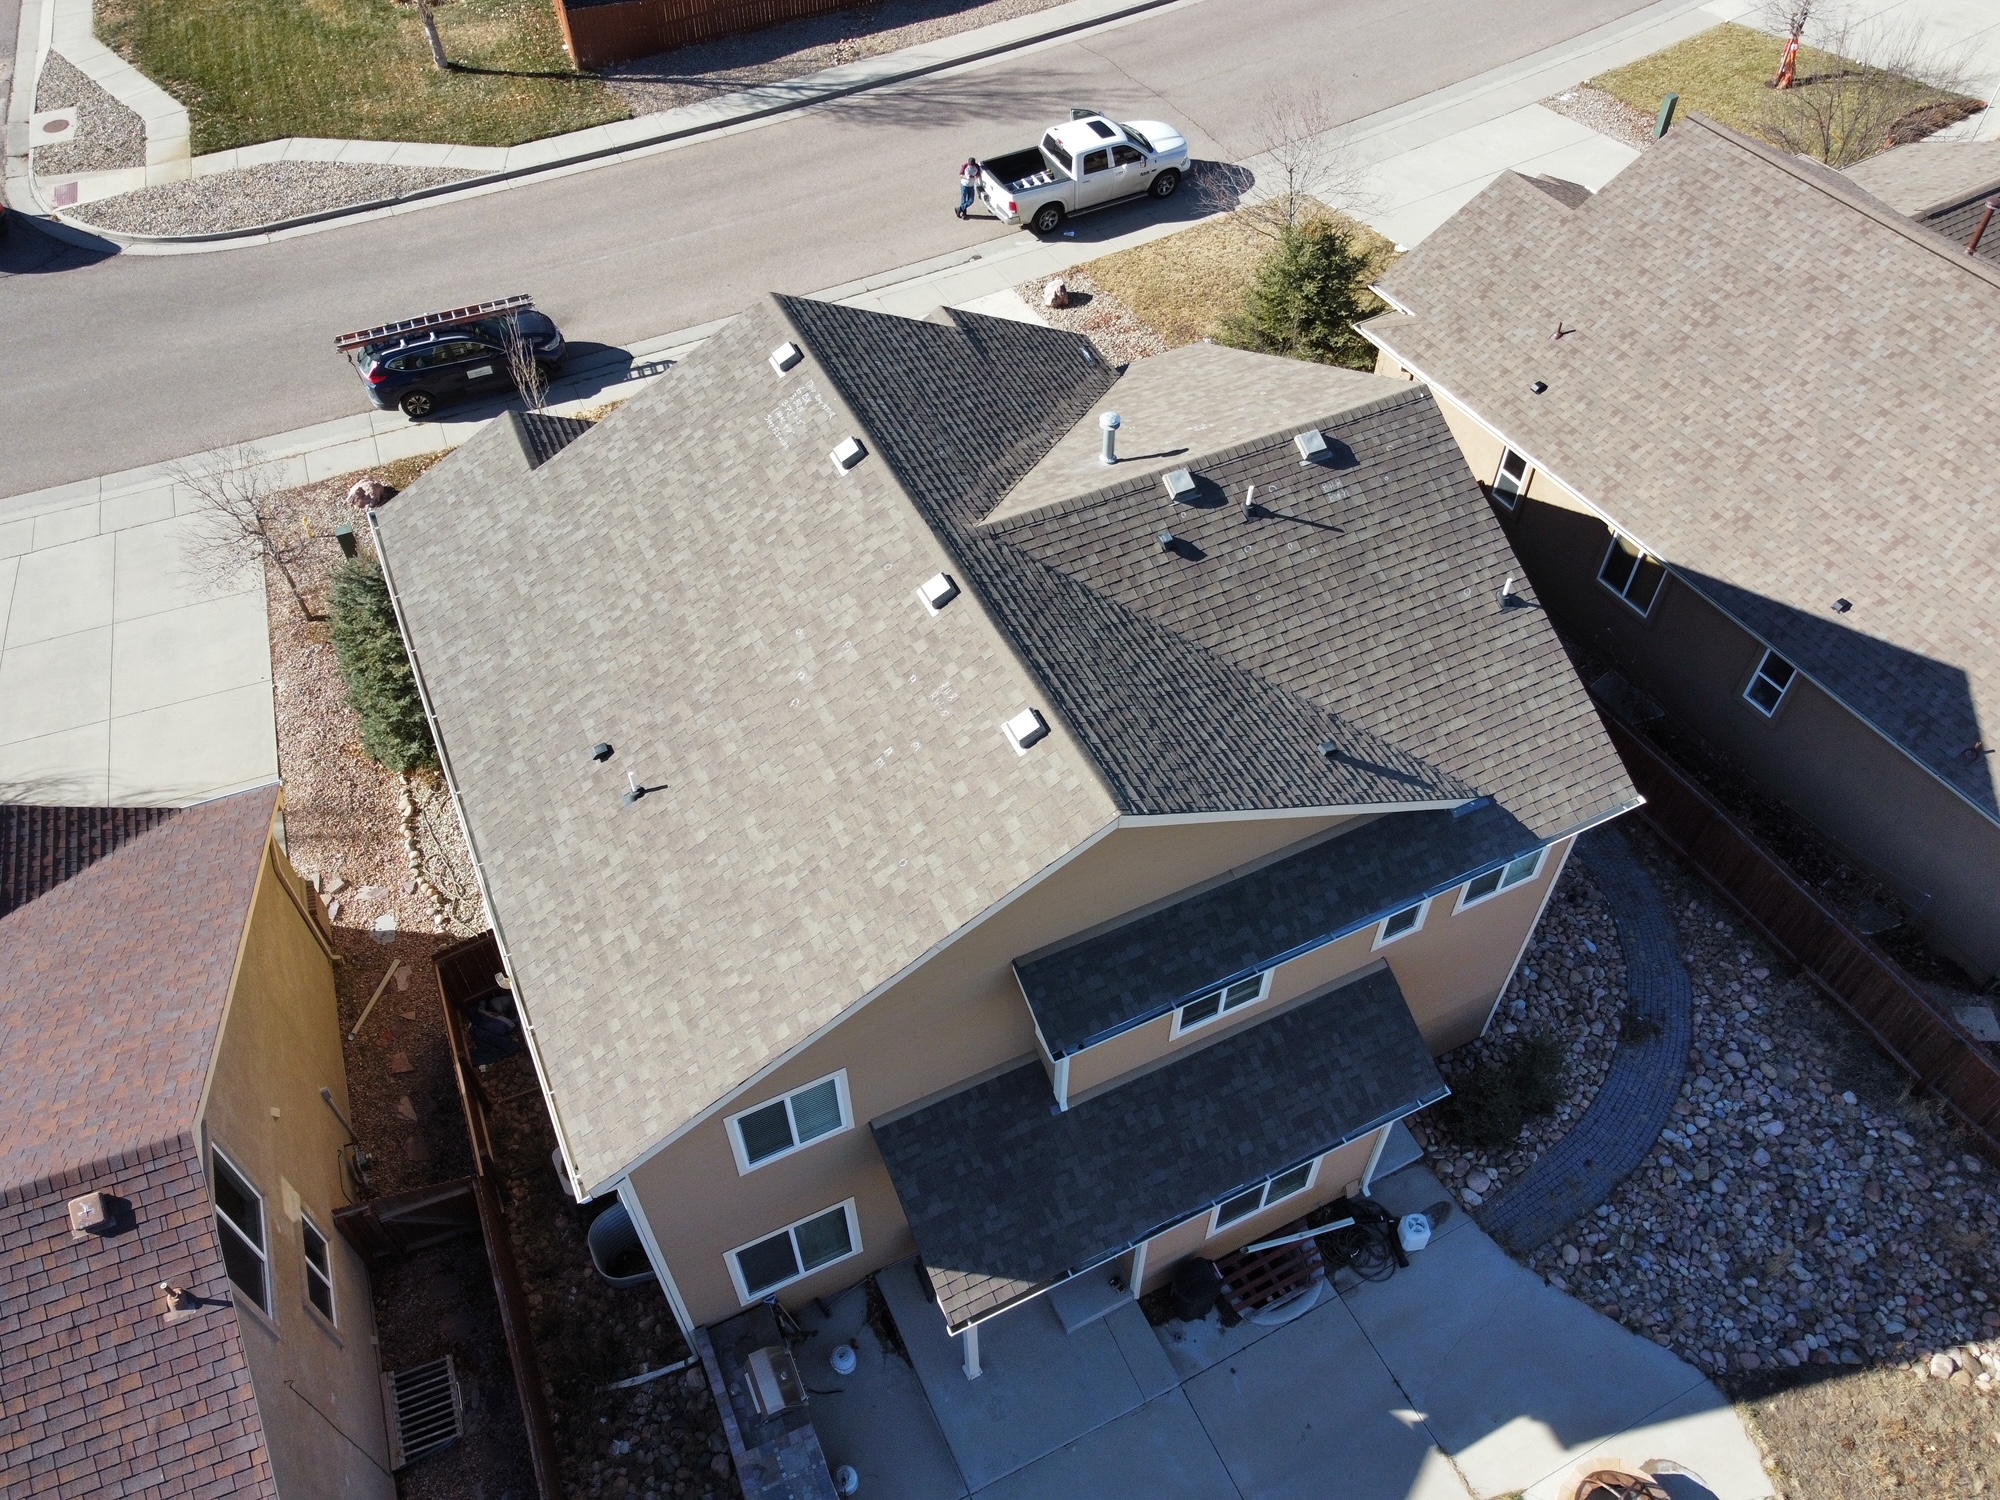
[1119,123,1155,153]
[1041,132,1073,170]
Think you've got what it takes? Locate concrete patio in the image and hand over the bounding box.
[794,1162,1774,1500]
[0,487,276,805]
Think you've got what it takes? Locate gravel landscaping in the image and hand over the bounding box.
[33,52,147,174]
[1021,270,1169,367]
[606,0,1079,116]
[66,161,476,235]
[1541,83,1658,152]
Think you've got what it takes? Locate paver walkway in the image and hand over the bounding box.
[1479,824,1693,1253]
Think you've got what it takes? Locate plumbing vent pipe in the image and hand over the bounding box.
[1099,412,1122,465]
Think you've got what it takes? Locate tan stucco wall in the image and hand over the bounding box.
[626,814,1349,1328]
[1371,358,1592,517]
[202,840,394,1500]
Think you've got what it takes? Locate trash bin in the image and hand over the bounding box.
[586,1202,655,1288]
[1170,1257,1223,1322]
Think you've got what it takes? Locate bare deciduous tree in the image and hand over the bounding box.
[1199,89,1374,240]
[173,443,323,621]
[1755,11,1978,168]
[502,310,548,414]
[416,0,449,70]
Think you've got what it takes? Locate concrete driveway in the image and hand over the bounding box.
[0,487,276,805]
[804,1162,1773,1500]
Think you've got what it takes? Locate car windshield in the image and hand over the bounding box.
[1119,123,1154,153]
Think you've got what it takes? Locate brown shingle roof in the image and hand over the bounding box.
[1362,115,2000,817]
[0,805,179,918]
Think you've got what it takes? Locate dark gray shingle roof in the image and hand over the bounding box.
[873,966,1446,1329]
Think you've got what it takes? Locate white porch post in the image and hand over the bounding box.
[960,1323,982,1380]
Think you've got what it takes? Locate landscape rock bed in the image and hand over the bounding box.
[33,52,147,174]
[1541,84,1657,151]
[68,161,476,236]
[1019,271,1168,367]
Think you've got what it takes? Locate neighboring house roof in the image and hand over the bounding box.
[378,297,1629,1190]
[1841,138,2000,216]
[0,804,178,918]
[874,966,1446,1329]
[0,786,282,1499]
[1362,114,2000,820]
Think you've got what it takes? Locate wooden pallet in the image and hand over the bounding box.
[1214,1226,1326,1318]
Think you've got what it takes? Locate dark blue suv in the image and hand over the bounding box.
[345,303,565,419]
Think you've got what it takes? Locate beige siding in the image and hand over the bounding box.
[628,815,1349,1328]
[202,842,395,1500]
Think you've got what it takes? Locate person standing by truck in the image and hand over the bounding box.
[956,158,979,220]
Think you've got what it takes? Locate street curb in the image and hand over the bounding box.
[20,0,1190,250]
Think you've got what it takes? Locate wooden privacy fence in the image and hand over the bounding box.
[1602,716,2000,1157]
[553,0,857,71]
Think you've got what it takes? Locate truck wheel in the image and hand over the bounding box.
[1150,169,1181,200]
[1032,202,1065,235]
[399,389,436,419]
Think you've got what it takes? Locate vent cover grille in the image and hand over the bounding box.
[383,1356,464,1469]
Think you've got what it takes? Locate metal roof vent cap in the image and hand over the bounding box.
[1002,708,1050,754]
[831,436,867,472]
[1294,429,1328,464]
[1099,411,1122,465]
[1162,468,1197,503]
[770,342,803,374]
[918,572,960,613]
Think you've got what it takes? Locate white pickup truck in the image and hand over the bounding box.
[979,112,1190,234]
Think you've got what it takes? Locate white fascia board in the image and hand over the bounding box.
[1116,801,1468,828]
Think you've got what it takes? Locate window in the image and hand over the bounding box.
[1598,534,1666,615]
[1210,1160,1318,1234]
[302,1215,335,1323]
[1744,649,1796,716]
[728,1072,851,1173]
[1081,149,1109,174]
[211,1148,269,1312]
[1113,145,1145,166]
[1374,898,1428,949]
[1171,973,1268,1036]
[1457,848,1546,911]
[1041,133,1073,170]
[1491,448,1531,509]
[1085,118,1116,139]
[727,1201,860,1301]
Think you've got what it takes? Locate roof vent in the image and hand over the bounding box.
[1002,708,1049,754]
[918,572,960,613]
[384,1356,465,1470]
[831,437,867,472]
[590,742,614,762]
[1158,531,1177,550]
[68,1192,110,1240]
[1294,429,1328,463]
[770,342,803,374]
[1099,411,1121,465]
[1162,469,1197,503]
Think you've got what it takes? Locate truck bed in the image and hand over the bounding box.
[983,147,1061,191]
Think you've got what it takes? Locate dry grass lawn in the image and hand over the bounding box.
[1083,206,1398,350]
[1742,1363,2000,1497]
[99,0,629,154]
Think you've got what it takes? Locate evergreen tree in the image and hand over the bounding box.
[1220,219,1383,370]
[330,558,437,774]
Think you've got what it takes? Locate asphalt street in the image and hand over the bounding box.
[0,0,1653,494]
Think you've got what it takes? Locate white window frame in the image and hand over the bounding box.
[300,1211,336,1326]
[211,1145,270,1314]
[1169,971,1271,1038]
[1597,533,1666,617]
[1207,1157,1321,1236]
[725,1199,862,1304]
[1372,897,1430,949]
[1743,648,1796,718]
[1491,448,1532,509]
[726,1070,854,1175]
[1455,848,1547,913]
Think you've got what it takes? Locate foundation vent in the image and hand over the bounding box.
[383,1356,465,1470]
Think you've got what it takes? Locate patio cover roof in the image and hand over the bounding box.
[872,967,1446,1331]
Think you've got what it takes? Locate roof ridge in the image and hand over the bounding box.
[1683,113,2000,294]
[0,1129,196,1204]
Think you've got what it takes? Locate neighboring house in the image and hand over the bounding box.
[371,298,1634,1354]
[1358,114,2000,980]
[1842,137,2000,263]
[0,788,395,1499]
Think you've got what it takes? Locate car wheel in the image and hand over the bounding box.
[1032,202,1065,235]
[1150,169,1181,200]
[399,389,436,419]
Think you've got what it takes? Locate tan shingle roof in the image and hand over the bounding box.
[1363,116,2000,817]
[1841,138,2000,215]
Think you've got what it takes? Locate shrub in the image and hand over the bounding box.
[1218,218,1385,370]
[1440,1032,1567,1153]
[330,558,436,773]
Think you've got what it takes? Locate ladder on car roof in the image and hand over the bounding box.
[333,294,533,354]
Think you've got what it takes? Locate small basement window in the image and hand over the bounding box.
[1374,898,1428,948]
[302,1214,335,1323]
[1744,649,1796,716]
[1210,1160,1318,1233]
[1491,448,1531,509]
[1457,848,1546,911]
[212,1147,270,1313]
[728,1072,852,1172]
[1598,534,1665,615]
[1171,972,1268,1036]
[728,1201,860,1301]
